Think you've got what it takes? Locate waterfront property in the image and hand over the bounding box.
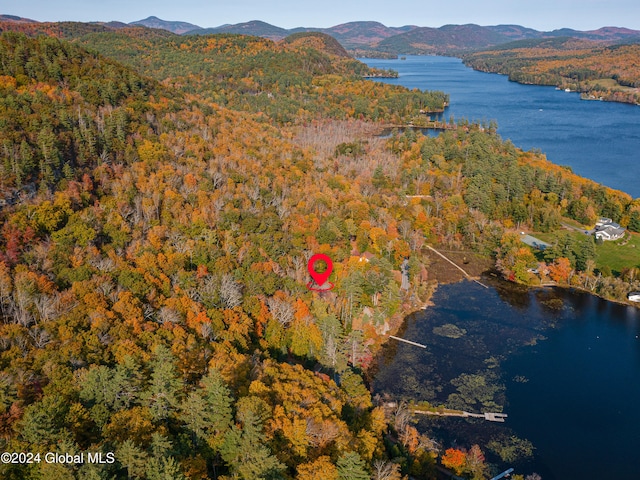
[595,217,625,241]
[628,292,640,302]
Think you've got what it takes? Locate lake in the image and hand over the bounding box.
[372,280,640,479]
[361,56,640,198]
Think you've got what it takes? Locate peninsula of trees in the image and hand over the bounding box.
[463,38,640,105]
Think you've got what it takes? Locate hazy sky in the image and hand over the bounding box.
[3,0,640,31]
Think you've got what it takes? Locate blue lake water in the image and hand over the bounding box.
[364,55,640,479]
[361,56,640,198]
[372,281,640,479]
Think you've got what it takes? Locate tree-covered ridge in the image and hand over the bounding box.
[283,32,352,58]
[0,21,448,124]
[388,126,640,294]
[0,21,118,39]
[0,32,179,194]
[388,126,633,237]
[130,16,201,35]
[374,24,511,55]
[0,31,445,478]
[69,30,447,124]
[463,39,640,104]
[0,19,175,41]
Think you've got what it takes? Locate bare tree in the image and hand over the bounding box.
[91,255,116,273]
[157,307,181,325]
[29,240,53,272]
[418,434,440,453]
[266,296,294,327]
[415,173,429,195]
[29,327,51,349]
[393,401,412,434]
[276,202,290,220]
[398,220,412,240]
[208,170,225,190]
[409,230,425,252]
[200,322,216,342]
[35,294,62,323]
[12,288,34,327]
[196,275,218,304]
[220,274,242,309]
[246,183,261,202]
[212,196,225,215]
[372,460,403,480]
[14,332,29,355]
[97,331,112,346]
[0,263,12,319]
[306,418,340,449]
[322,334,339,370]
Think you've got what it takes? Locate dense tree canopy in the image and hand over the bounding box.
[0,23,636,480]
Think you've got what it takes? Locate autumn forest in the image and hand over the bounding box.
[0,19,638,480]
[464,37,640,104]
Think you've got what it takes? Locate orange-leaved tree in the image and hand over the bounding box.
[441,448,467,475]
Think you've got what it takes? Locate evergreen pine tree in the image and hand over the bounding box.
[336,452,369,480]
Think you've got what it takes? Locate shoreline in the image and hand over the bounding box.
[462,63,640,107]
[368,259,640,377]
[368,269,640,474]
[365,248,493,379]
[531,281,640,309]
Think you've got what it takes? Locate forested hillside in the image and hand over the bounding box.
[375,24,510,55]
[0,22,638,480]
[72,29,447,124]
[0,32,176,193]
[0,31,435,479]
[463,38,640,104]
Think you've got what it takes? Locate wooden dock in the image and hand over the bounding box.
[388,335,427,349]
[413,408,507,423]
[490,468,514,480]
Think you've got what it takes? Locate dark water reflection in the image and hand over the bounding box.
[373,280,640,479]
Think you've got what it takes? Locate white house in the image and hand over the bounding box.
[594,218,625,241]
[595,226,625,241]
[628,292,640,303]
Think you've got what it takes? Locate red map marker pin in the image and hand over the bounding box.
[307,254,334,291]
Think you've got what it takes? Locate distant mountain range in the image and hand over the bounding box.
[190,20,289,41]
[130,16,201,34]
[183,20,416,47]
[374,24,640,54]
[307,21,416,48]
[3,14,640,54]
[376,24,510,54]
[124,18,640,53]
[0,14,37,23]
